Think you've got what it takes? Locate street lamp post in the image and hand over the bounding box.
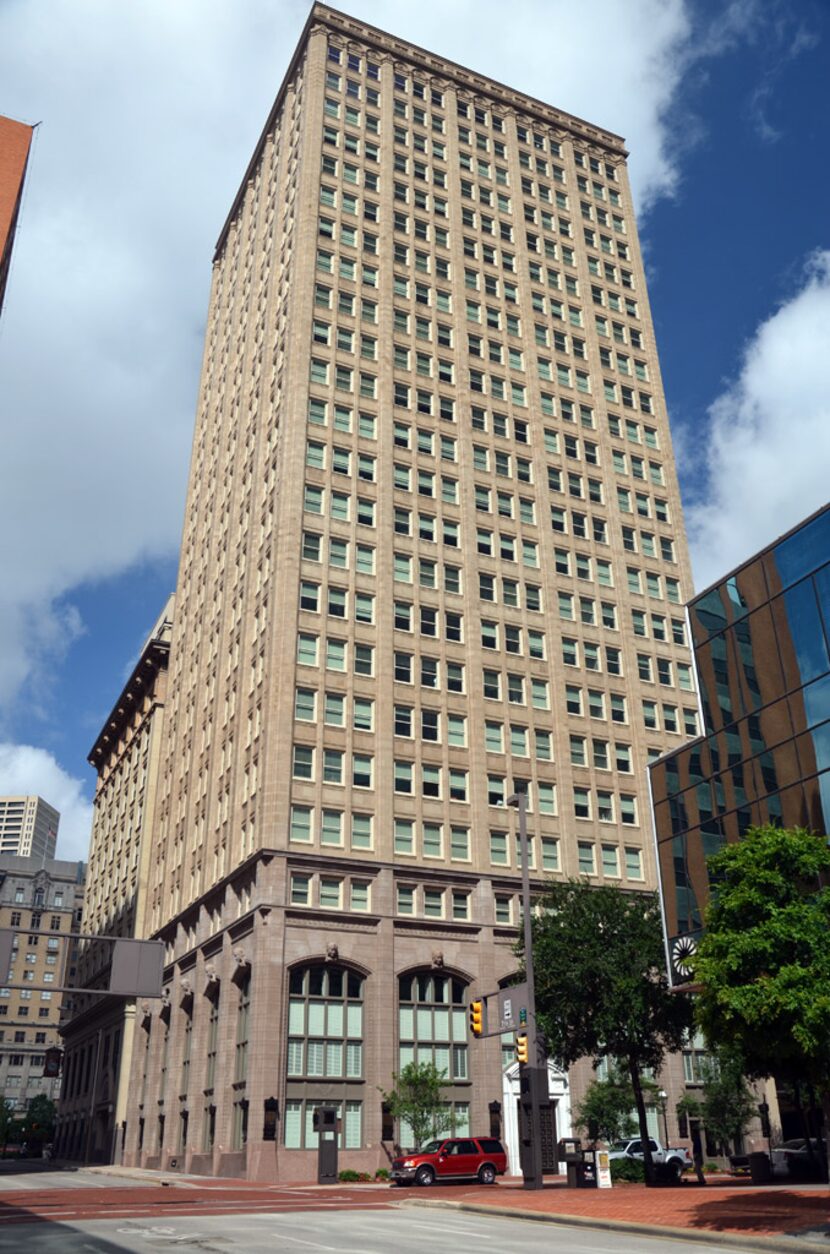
[657,1089,670,1145]
[507,787,544,1190]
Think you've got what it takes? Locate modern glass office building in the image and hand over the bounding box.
[651,503,830,983]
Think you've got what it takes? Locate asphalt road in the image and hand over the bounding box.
[0,1207,764,1254]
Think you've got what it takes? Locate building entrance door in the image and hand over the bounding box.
[516,1096,559,1172]
[502,1060,571,1176]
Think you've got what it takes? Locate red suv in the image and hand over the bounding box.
[391,1136,507,1186]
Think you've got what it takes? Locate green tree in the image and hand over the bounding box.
[694,825,830,1169]
[574,1065,638,1144]
[697,1049,757,1156]
[523,880,692,1185]
[22,1095,56,1147]
[380,1062,454,1150]
[0,1100,13,1157]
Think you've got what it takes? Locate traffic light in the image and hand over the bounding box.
[469,999,484,1038]
[516,1033,529,1064]
[43,1047,62,1079]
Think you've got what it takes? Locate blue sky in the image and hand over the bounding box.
[0,0,829,858]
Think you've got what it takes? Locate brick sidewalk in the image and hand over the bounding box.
[402,1176,830,1247]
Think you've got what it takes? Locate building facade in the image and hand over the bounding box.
[0,113,34,317]
[652,503,830,984]
[55,598,173,1165]
[0,857,84,1114]
[123,3,699,1179]
[0,796,59,860]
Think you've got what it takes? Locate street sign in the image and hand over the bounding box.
[110,938,164,997]
[498,981,529,1033]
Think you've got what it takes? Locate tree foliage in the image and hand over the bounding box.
[698,1049,757,1154]
[0,1101,13,1155]
[574,1066,638,1144]
[22,1095,56,1143]
[380,1061,454,1150]
[524,880,692,1183]
[694,825,830,1089]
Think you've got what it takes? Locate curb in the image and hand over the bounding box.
[399,1198,830,1253]
[84,1166,193,1185]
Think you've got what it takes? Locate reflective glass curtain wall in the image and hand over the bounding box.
[651,506,830,981]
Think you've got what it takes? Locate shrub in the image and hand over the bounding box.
[704,1161,720,1174]
[338,1169,361,1182]
[610,1156,646,1183]
[375,1168,390,1181]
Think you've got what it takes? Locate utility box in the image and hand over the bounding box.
[313,1106,340,1184]
[558,1138,596,1188]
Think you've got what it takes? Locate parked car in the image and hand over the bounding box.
[391,1136,507,1186]
[772,1138,824,1179]
[608,1137,691,1180]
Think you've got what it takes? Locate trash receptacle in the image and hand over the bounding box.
[749,1152,772,1184]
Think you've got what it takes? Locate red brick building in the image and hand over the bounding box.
[0,114,34,317]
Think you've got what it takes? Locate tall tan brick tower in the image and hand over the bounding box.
[125,3,698,1180]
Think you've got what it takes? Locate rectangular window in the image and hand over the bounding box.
[290,874,310,905]
[320,878,342,909]
[423,823,442,858]
[351,813,372,850]
[292,745,314,780]
[625,847,644,879]
[451,827,470,861]
[397,885,415,915]
[321,809,343,846]
[490,830,508,865]
[395,819,414,855]
[323,749,344,785]
[394,761,413,794]
[601,844,620,877]
[577,841,595,874]
[289,806,312,843]
[423,889,443,918]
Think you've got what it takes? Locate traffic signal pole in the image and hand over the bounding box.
[507,788,544,1190]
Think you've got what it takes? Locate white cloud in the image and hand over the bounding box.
[0,0,796,714]
[686,249,830,591]
[0,743,93,862]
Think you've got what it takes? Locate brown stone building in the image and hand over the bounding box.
[122,4,700,1179]
[0,856,84,1115]
[0,113,34,317]
[55,599,173,1163]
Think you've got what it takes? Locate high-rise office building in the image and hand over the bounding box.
[652,503,830,986]
[125,4,698,1179]
[650,504,830,1149]
[0,113,34,317]
[56,598,173,1165]
[0,796,59,860]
